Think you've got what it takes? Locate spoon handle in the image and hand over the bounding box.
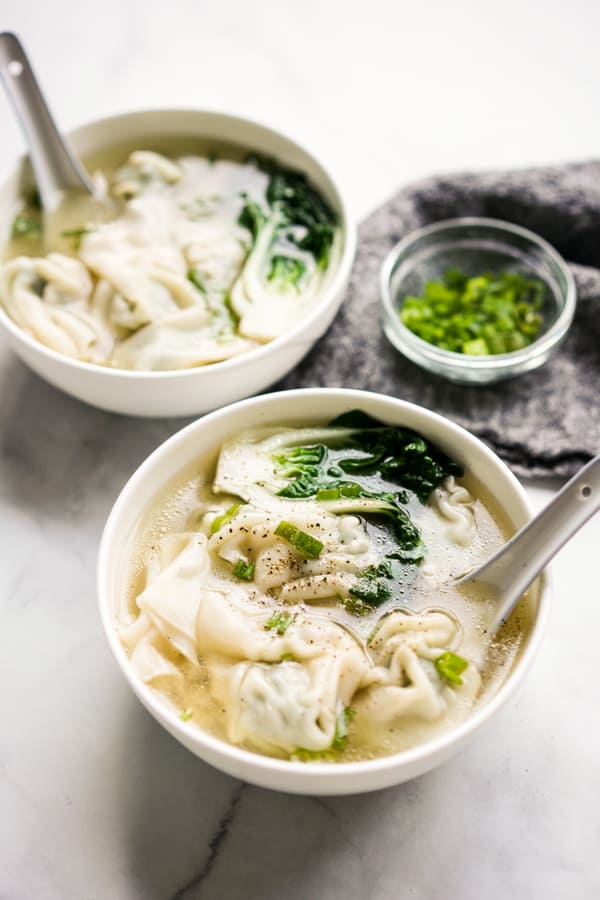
[0,32,93,206]
[459,455,600,631]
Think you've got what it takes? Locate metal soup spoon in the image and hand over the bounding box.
[0,32,94,208]
[458,455,600,634]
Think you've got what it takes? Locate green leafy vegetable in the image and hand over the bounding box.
[342,595,372,616]
[233,559,255,581]
[11,214,41,239]
[400,267,545,355]
[435,651,468,685]
[210,504,241,534]
[254,411,463,619]
[188,268,240,339]
[247,154,338,268]
[264,610,295,635]
[274,521,324,558]
[348,561,393,609]
[187,268,207,293]
[267,254,306,291]
[271,410,460,582]
[238,196,267,240]
[236,156,338,303]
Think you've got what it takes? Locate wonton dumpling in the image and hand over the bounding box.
[197,572,361,664]
[211,632,367,753]
[208,503,375,596]
[357,610,481,724]
[430,476,476,546]
[111,307,256,371]
[0,253,105,359]
[112,151,182,198]
[136,533,209,663]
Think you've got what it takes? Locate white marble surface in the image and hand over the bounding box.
[1,1,599,898]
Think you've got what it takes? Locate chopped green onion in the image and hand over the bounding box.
[280,652,296,662]
[331,705,355,751]
[210,504,241,534]
[179,708,193,722]
[60,227,93,249]
[233,558,255,581]
[316,487,341,501]
[274,520,299,542]
[294,530,324,558]
[400,268,544,355]
[435,650,468,685]
[274,520,324,558]
[317,482,363,501]
[11,214,41,239]
[291,748,336,763]
[264,610,295,635]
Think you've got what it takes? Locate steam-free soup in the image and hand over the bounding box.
[118,412,526,763]
[0,143,340,370]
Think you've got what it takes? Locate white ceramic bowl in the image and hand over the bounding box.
[0,110,356,417]
[97,388,549,795]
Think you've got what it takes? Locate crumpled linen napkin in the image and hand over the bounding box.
[278,161,600,480]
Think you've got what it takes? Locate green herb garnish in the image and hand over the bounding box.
[274,521,324,558]
[435,651,468,685]
[331,705,355,752]
[264,610,295,635]
[292,706,355,761]
[61,227,93,249]
[11,214,41,239]
[232,559,255,581]
[210,504,241,534]
[291,748,337,763]
[179,708,193,722]
[400,268,545,355]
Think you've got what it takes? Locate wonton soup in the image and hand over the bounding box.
[119,411,527,763]
[0,139,340,371]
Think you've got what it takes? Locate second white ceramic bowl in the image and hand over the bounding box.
[0,110,356,416]
[97,388,549,795]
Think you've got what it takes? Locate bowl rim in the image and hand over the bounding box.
[97,387,550,788]
[379,216,577,373]
[0,106,357,380]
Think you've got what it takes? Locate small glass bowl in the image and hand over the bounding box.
[380,217,576,384]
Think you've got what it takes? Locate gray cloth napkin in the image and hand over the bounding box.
[278,161,600,480]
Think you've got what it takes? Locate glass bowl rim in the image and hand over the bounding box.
[379,216,577,373]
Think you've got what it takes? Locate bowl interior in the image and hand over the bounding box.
[98,389,548,794]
